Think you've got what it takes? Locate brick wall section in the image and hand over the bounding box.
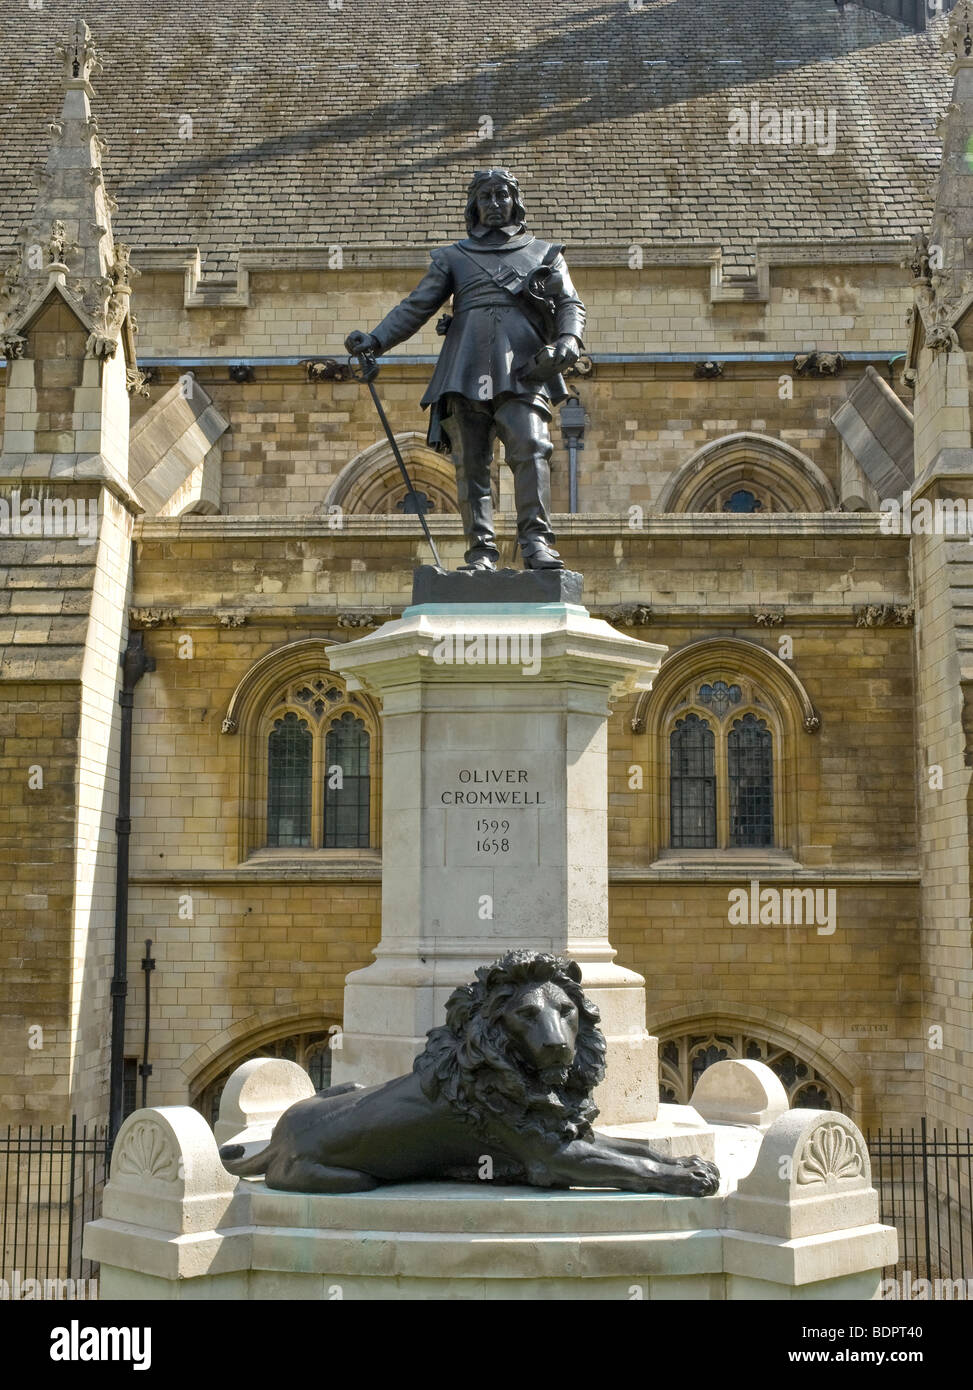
[611,881,921,1134]
[126,881,380,1105]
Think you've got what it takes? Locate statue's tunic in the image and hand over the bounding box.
[368,226,586,450]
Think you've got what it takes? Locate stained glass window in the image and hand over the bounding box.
[267,712,312,847]
[670,713,716,848]
[728,712,774,847]
[324,712,371,848]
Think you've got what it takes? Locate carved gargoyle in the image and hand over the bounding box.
[219,950,720,1196]
[793,350,845,377]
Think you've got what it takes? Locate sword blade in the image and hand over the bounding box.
[365,377,444,570]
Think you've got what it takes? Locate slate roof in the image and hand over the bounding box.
[0,0,952,279]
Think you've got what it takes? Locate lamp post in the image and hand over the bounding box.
[560,394,586,514]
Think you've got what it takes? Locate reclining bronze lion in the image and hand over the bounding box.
[219,949,720,1197]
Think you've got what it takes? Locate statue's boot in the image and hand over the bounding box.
[521,538,565,570]
[460,550,498,573]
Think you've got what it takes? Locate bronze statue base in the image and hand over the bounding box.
[411,565,583,606]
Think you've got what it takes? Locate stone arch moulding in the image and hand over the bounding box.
[325,432,460,515]
[221,637,382,861]
[221,637,380,737]
[657,432,838,513]
[183,1007,341,1098]
[633,636,820,860]
[633,636,820,739]
[649,1003,864,1117]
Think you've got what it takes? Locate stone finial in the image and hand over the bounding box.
[915,2,973,343]
[58,18,100,92]
[0,21,139,374]
[909,232,932,285]
[944,0,973,67]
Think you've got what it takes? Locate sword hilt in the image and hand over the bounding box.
[349,349,380,383]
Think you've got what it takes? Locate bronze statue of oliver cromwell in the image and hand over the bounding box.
[346,169,585,572]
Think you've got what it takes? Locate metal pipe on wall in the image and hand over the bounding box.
[108,631,154,1148]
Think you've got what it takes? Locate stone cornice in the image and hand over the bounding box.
[131,603,915,630]
[133,513,908,542]
[128,863,918,886]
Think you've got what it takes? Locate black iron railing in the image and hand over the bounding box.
[868,1119,973,1286]
[0,1117,109,1297]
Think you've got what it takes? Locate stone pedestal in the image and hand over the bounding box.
[326,590,667,1124]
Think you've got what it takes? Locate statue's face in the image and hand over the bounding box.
[474,180,515,229]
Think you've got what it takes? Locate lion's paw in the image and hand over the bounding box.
[677,1159,720,1197]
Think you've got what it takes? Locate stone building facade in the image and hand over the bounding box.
[0,2,970,1138]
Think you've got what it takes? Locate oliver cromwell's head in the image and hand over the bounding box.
[464,169,527,235]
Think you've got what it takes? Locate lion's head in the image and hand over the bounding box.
[414,950,607,1142]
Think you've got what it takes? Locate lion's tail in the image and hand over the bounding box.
[218,1142,272,1177]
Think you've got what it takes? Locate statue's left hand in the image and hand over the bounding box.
[551,335,581,369]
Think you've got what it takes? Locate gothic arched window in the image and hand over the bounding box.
[192,1030,336,1127]
[666,681,777,850]
[222,640,382,861]
[657,1030,845,1111]
[251,673,378,854]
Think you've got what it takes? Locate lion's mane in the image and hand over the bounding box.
[413,950,607,1142]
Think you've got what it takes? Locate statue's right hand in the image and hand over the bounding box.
[344,330,378,355]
